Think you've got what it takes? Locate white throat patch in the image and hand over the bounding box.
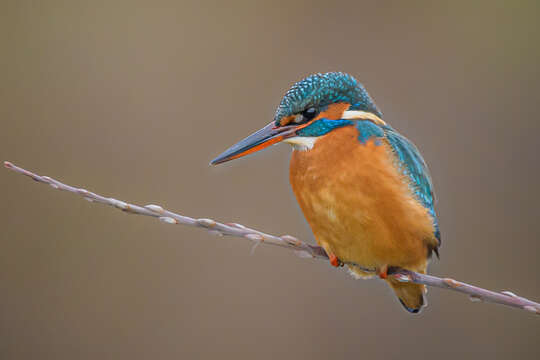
[283,136,318,151]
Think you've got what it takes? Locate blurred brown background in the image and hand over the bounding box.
[1,1,539,359]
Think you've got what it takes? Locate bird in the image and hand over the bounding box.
[211,72,440,313]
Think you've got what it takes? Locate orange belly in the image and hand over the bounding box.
[289,126,437,277]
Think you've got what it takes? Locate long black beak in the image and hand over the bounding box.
[210,122,297,165]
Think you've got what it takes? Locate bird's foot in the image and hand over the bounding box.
[328,253,343,267]
[378,265,389,279]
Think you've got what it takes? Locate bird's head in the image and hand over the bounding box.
[211,72,382,165]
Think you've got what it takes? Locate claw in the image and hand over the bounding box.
[328,253,342,267]
[378,265,388,279]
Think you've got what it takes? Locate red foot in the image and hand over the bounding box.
[329,253,340,267]
[378,265,388,279]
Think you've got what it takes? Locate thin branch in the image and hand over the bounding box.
[4,161,539,316]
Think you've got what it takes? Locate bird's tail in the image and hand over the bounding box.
[386,277,426,314]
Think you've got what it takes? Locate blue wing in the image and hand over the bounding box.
[355,121,440,244]
[383,125,440,243]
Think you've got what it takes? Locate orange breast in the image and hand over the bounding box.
[289,126,436,275]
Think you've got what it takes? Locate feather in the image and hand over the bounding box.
[383,125,441,244]
[354,121,441,244]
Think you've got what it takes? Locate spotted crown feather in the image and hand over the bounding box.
[274,72,382,125]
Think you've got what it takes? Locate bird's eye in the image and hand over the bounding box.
[293,107,318,124]
[302,107,318,121]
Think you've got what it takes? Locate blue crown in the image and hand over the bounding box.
[274,72,382,124]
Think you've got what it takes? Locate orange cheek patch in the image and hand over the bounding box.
[280,103,351,125]
[279,115,295,126]
[314,103,351,121]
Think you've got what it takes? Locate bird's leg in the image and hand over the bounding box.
[328,252,343,267]
[378,264,389,279]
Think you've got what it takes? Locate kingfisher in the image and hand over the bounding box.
[211,72,440,313]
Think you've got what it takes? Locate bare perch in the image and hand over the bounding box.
[4,161,539,316]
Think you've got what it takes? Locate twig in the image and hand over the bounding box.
[4,161,539,316]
